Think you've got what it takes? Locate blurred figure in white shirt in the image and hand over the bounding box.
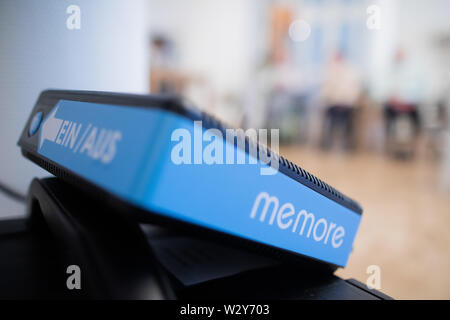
[320,52,361,150]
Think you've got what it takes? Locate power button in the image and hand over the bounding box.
[29,111,43,136]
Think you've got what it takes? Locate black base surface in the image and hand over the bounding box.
[0,177,391,300]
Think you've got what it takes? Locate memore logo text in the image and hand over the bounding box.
[250,192,345,248]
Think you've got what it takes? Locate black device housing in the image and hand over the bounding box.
[0,178,388,300]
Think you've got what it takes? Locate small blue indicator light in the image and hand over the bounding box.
[29,111,43,136]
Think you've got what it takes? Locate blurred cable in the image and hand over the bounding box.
[0,181,26,203]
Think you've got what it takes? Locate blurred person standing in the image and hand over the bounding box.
[320,52,361,150]
[149,34,213,115]
[149,34,187,94]
[382,48,423,159]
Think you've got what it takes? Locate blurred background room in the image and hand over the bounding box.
[1,0,449,299]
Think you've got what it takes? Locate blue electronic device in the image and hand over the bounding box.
[18,90,362,268]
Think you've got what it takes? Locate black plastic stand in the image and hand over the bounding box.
[0,177,391,300]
